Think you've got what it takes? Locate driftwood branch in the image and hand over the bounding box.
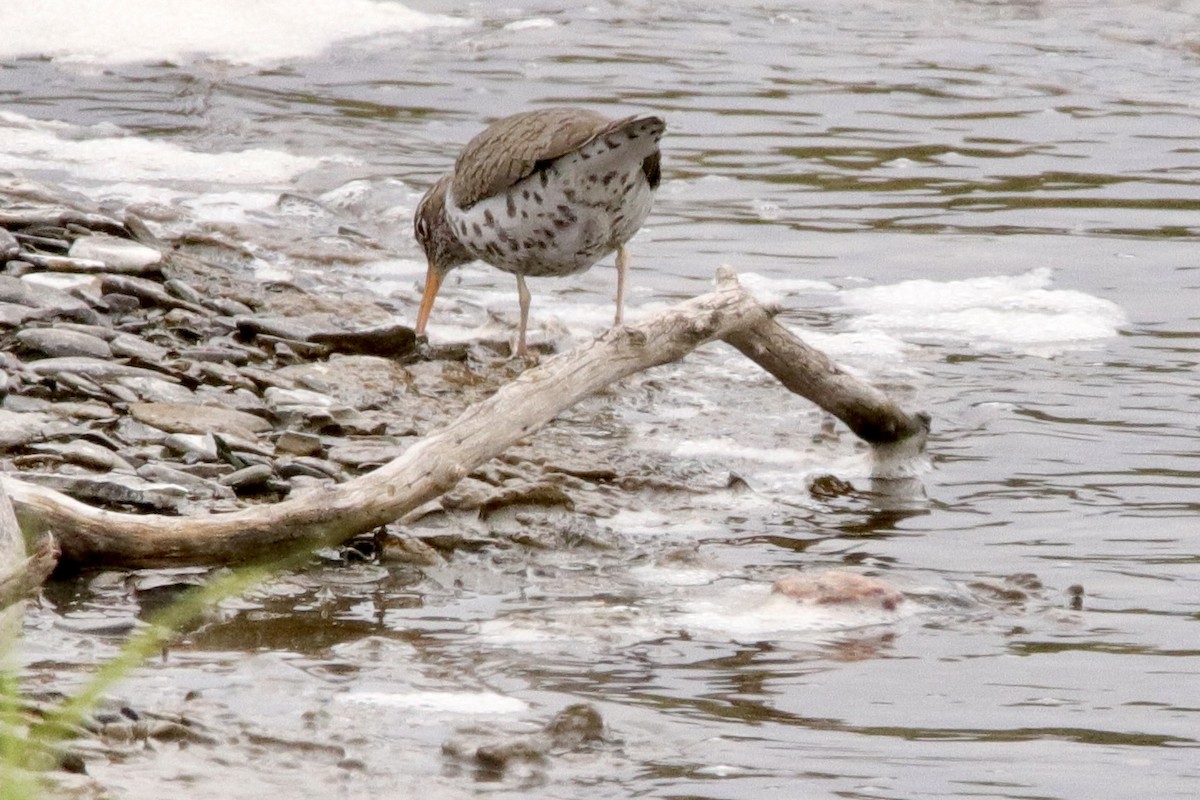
[3,267,927,568]
[0,479,59,610]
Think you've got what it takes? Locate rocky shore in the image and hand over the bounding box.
[0,171,640,568]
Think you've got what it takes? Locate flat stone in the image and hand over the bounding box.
[1,275,91,316]
[28,440,135,473]
[219,463,275,489]
[113,376,196,404]
[326,440,404,469]
[0,227,19,259]
[0,408,56,449]
[15,328,113,359]
[275,430,323,456]
[17,472,188,512]
[16,252,108,272]
[164,432,219,462]
[69,234,163,273]
[0,302,51,327]
[19,272,105,301]
[100,274,209,315]
[129,402,272,440]
[178,345,250,365]
[263,386,337,409]
[136,463,236,501]
[26,357,171,382]
[109,332,170,363]
[3,395,114,420]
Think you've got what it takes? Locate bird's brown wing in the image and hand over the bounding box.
[451,107,616,209]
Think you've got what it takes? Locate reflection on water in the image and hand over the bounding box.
[6,0,1200,797]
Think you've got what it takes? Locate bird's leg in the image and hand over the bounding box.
[614,244,629,326]
[516,273,531,357]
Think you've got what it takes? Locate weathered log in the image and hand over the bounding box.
[0,479,58,611]
[3,267,928,568]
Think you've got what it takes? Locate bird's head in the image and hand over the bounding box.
[413,175,473,337]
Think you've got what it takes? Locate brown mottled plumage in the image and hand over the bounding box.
[414,107,664,356]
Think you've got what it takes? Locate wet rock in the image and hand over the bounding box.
[0,301,51,327]
[14,328,113,359]
[307,324,418,358]
[375,532,444,566]
[219,464,276,491]
[544,703,605,748]
[0,275,94,320]
[0,226,19,259]
[178,344,251,365]
[113,375,196,404]
[326,440,404,469]
[275,430,323,457]
[477,482,576,519]
[0,206,127,236]
[108,331,170,363]
[69,234,162,273]
[18,252,108,273]
[162,278,203,304]
[26,356,172,383]
[100,292,142,314]
[20,271,105,303]
[264,386,336,411]
[0,409,58,448]
[239,365,300,391]
[99,274,209,315]
[17,472,189,512]
[3,395,115,420]
[277,457,343,482]
[27,440,136,473]
[771,570,905,612]
[444,703,606,773]
[808,473,855,499]
[128,402,270,439]
[164,432,220,462]
[136,463,236,502]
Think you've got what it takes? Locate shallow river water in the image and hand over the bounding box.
[3,1,1199,798]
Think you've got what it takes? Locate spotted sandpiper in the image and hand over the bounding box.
[413,107,664,356]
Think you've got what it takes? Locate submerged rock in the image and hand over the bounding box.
[771,570,905,612]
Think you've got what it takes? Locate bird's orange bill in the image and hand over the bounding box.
[414,263,442,336]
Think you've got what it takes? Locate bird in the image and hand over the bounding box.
[412,107,664,356]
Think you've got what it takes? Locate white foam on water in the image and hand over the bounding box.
[1,1,468,65]
[737,270,838,298]
[337,690,527,715]
[0,112,327,190]
[672,438,829,466]
[504,18,558,31]
[839,267,1127,356]
[676,582,913,639]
